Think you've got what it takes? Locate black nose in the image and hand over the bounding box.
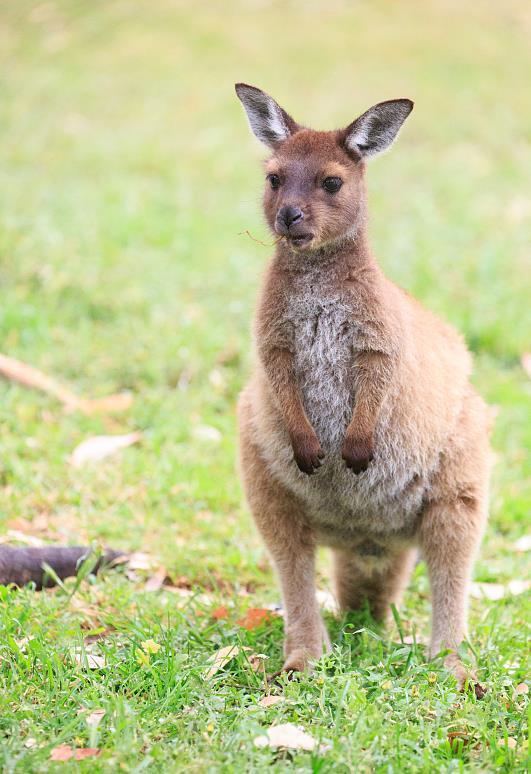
[278,205,304,229]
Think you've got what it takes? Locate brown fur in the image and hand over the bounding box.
[235,84,491,690]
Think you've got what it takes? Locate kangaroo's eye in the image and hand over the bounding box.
[322,176,342,194]
[267,173,281,190]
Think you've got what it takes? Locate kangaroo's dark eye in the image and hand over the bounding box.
[267,173,281,190]
[322,176,342,194]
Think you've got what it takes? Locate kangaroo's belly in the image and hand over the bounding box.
[265,303,426,537]
[277,444,426,538]
[249,294,441,539]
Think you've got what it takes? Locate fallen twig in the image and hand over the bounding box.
[0,352,133,414]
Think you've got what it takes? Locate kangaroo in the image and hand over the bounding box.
[235,83,491,693]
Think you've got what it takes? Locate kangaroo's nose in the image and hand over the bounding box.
[278,205,304,229]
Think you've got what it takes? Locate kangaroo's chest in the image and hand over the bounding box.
[263,281,428,537]
[289,290,356,450]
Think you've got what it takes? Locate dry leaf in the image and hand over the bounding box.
[69,432,142,467]
[144,566,168,592]
[5,511,59,542]
[86,709,106,728]
[0,353,132,415]
[169,575,193,590]
[50,745,75,761]
[254,723,330,753]
[122,552,154,571]
[514,535,531,552]
[237,608,275,631]
[259,695,284,707]
[205,645,251,678]
[73,650,106,670]
[24,738,37,749]
[50,745,100,761]
[0,530,45,547]
[471,583,506,600]
[192,424,222,443]
[211,606,229,620]
[0,354,82,410]
[521,353,531,378]
[514,683,529,696]
[258,601,284,613]
[248,653,268,672]
[498,737,517,749]
[507,580,531,595]
[471,581,531,600]
[81,392,133,414]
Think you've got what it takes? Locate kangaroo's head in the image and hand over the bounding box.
[235,83,413,252]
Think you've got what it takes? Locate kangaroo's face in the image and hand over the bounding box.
[236,84,413,252]
[262,131,365,251]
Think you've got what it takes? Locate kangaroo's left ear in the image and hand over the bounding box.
[343,98,414,159]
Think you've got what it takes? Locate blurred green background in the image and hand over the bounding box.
[1,0,528,566]
[0,1,529,769]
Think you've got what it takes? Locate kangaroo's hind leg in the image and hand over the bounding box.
[238,400,329,673]
[419,391,490,692]
[332,544,417,622]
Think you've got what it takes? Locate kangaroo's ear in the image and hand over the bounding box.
[235,83,299,149]
[343,99,413,159]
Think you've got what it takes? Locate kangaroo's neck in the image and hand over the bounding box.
[273,224,378,279]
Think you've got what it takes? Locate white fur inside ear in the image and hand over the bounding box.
[237,87,291,148]
[345,100,413,158]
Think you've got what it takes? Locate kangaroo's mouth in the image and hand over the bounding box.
[287,233,313,248]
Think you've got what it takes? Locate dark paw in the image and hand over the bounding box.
[291,433,324,475]
[341,435,374,473]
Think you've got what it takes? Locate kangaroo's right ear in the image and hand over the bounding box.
[235,83,299,149]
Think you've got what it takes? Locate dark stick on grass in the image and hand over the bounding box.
[0,546,124,589]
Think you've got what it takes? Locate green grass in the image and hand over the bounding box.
[0,0,530,770]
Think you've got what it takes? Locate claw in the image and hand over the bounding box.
[292,433,325,475]
[341,436,374,474]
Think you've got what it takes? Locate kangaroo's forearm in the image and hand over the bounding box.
[261,347,313,437]
[260,346,324,474]
[347,350,392,437]
[342,350,392,472]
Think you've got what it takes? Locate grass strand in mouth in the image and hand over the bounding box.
[239,229,285,247]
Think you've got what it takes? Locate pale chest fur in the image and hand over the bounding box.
[289,286,356,451]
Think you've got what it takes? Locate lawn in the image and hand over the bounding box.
[0,0,530,770]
